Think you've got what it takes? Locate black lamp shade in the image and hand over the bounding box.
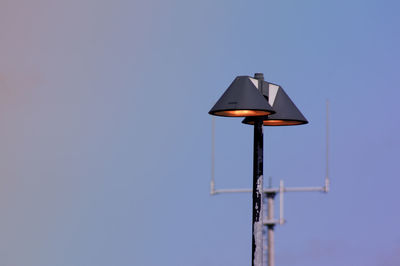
[242,82,308,126]
[209,76,275,117]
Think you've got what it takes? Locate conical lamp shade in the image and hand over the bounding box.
[209,76,275,117]
[242,82,308,126]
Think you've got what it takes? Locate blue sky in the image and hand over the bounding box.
[0,0,399,265]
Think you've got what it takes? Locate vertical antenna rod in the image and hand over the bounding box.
[210,117,216,195]
[325,100,330,192]
[279,180,284,225]
[266,193,276,266]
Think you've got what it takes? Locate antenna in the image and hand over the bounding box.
[210,116,216,195]
[324,99,330,192]
[210,100,331,266]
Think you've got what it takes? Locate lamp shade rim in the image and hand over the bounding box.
[209,108,275,117]
[242,117,308,126]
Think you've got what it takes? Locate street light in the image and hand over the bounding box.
[208,73,307,266]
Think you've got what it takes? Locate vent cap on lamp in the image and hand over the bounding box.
[209,76,275,117]
[242,81,308,126]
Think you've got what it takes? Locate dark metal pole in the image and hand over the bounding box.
[252,73,264,266]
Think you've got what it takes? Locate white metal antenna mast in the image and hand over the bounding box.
[211,115,215,194]
[210,100,330,266]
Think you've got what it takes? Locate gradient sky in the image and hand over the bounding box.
[0,0,399,265]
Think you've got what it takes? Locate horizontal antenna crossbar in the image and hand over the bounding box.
[212,186,326,195]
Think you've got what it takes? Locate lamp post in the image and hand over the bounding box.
[209,73,307,266]
[251,74,266,266]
